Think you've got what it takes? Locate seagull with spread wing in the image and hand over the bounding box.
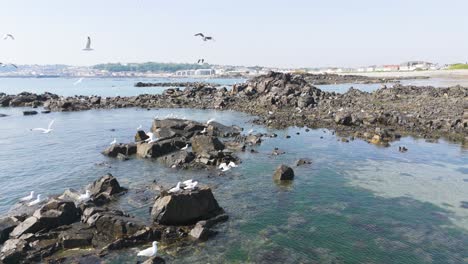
[31,120,55,134]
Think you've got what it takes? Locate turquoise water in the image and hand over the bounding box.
[0,106,467,263]
[1,78,468,263]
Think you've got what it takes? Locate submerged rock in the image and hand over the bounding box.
[296,158,312,166]
[273,165,295,181]
[22,110,38,116]
[151,187,223,225]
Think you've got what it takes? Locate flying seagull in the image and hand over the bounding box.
[194,33,214,41]
[3,34,14,40]
[137,241,158,257]
[0,63,18,69]
[197,59,205,64]
[83,36,93,51]
[31,120,55,134]
[206,118,215,124]
[73,78,83,86]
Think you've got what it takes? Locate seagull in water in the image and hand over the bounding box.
[110,138,117,145]
[73,78,83,86]
[77,190,91,202]
[137,241,158,257]
[31,120,55,134]
[28,194,42,206]
[168,182,181,193]
[20,191,35,201]
[3,34,14,40]
[82,36,93,51]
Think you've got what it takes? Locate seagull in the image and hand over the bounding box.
[219,163,231,172]
[137,241,158,257]
[183,179,194,185]
[247,128,254,134]
[194,33,214,41]
[197,59,205,64]
[200,128,207,134]
[82,36,93,51]
[0,63,18,69]
[181,144,189,150]
[28,194,42,206]
[31,120,55,134]
[168,182,181,193]
[145,132,157,143]
[137,124,142,130]
[206,118,215,124]
[73,78,83,86]
[77,190,91,202]
[110,138,117,145]
[228,161,238,168]
[3,34,14,40]
[184,181,198,190]
[20,191,35,201]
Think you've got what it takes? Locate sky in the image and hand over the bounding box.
[0,0,467,68]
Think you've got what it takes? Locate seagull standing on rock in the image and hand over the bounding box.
[137,124,142,130]
[181,144,189,150]
[137,241,158,257]
[77,190,91,202]
[168,182,181,193]
[145,132,157,143]
[20,191,35,201]
[28,194,42,206]
[219,163,231,172]
[110,138,117,145]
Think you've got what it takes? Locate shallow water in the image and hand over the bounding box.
[1,104,467,263]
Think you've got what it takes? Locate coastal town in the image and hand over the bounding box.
[0,61,465,78]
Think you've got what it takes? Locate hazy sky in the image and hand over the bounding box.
[0,0,467,68]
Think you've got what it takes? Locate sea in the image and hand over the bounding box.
[0,77,467,263]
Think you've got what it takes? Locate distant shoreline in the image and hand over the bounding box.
[340,69,468,79]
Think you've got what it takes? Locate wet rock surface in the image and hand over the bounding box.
[273,165,295,181]
[2,72,466,143]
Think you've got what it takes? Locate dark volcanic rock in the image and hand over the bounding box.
[191,135,225,154]
[136,137,186,158]
[23,110,38,116]
[273,165,295,181]
[151,187,223,225]
[135,130,150,142]
[102,143,136,157]
[89,174,126,203]
[0,217,19,243]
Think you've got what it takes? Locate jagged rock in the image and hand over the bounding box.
[89,174,126,199]
[273,165,295,181]
[93,211,146,239]
[245,134,262,145]
[191,135,225,154]
[157,150,195,168]
[135,130,150,142]
[0,217,19,243]
[102,143,136,158]
[151,187,223,225]
[334,112,352,126]
[58,224,94,249]
[136,138,186,158]
[0,238,28,263]
[189,222,214,240]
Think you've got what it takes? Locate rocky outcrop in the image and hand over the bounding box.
[273,165,295,181]
[151,187,223,225]
[102,143,137,158]
[136,138,186,158]
[88,174,127,204]
[135,81,220,88]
